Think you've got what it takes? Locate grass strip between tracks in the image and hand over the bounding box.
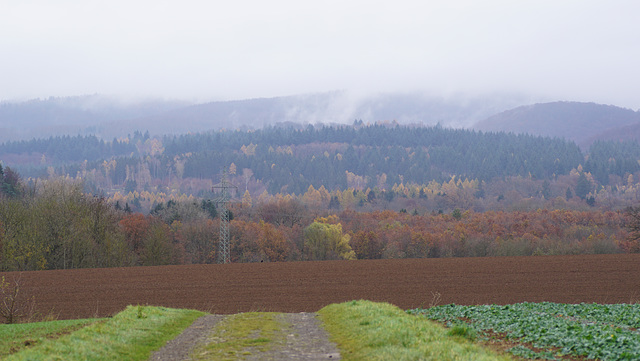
[2,305,204,361]
[318,300,513,361]
[189,312,285,360]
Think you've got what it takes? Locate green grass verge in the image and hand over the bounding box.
[0,318,101,358]
[318,300,513,361]
[3,305,204,361]
[190,312,286,361]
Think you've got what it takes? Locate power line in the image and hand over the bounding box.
[212,169,237,264]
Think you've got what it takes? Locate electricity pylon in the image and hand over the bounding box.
[212,169,237,264]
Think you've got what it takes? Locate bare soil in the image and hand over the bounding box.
[2,254,639,320]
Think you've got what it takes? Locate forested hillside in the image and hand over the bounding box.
[2,123,584,193]
[1,122,640,217]
[3,123,640,272]
[2,123,640,212]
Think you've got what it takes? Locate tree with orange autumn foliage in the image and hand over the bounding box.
[119,213,150,258]
[231,220,291,262]
[349,230,383,259]
[255,221,290,262]
[257,198,307,227]
[622,206,640,253]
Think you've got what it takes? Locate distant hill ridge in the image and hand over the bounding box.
[473,101,640,147]
[0,95,189,142]
[0,92,530,142]
[4,95,640,147]
[585,121,640,146]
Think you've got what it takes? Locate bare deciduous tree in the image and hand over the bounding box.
[0,274,35,324]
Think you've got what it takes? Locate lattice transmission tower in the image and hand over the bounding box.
[212,169,237,264]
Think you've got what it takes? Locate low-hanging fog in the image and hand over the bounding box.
[2,1,639,111]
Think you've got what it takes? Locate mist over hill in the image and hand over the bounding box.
[6,94,640,148]
[473,102,640,148]
[585,122,640,146]
[0,95,190,142]
[0,92,532,142]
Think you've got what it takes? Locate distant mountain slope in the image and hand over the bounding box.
[109,91,532,137]
[0,92,531,142]
[115,93,345,134]
[473,102,640,147]
[585,122,640,146]
[0,95,189,142]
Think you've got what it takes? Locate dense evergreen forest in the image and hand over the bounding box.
[0,123,626,187]
[166,124,585,193]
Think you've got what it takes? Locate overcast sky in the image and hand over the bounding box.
[2,0,639,109]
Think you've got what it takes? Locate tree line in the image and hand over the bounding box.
[1,175,637,272]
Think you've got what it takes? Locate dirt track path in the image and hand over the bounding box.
[149,314,225,361]
[149,313,341,361]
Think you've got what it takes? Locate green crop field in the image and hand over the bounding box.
[409,302,640,360]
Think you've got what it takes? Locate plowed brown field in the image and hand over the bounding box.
[2,254,639,320]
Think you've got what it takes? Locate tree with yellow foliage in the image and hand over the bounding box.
[302,185,322,208]
[303,220,356,260]
[242,190,252,208]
